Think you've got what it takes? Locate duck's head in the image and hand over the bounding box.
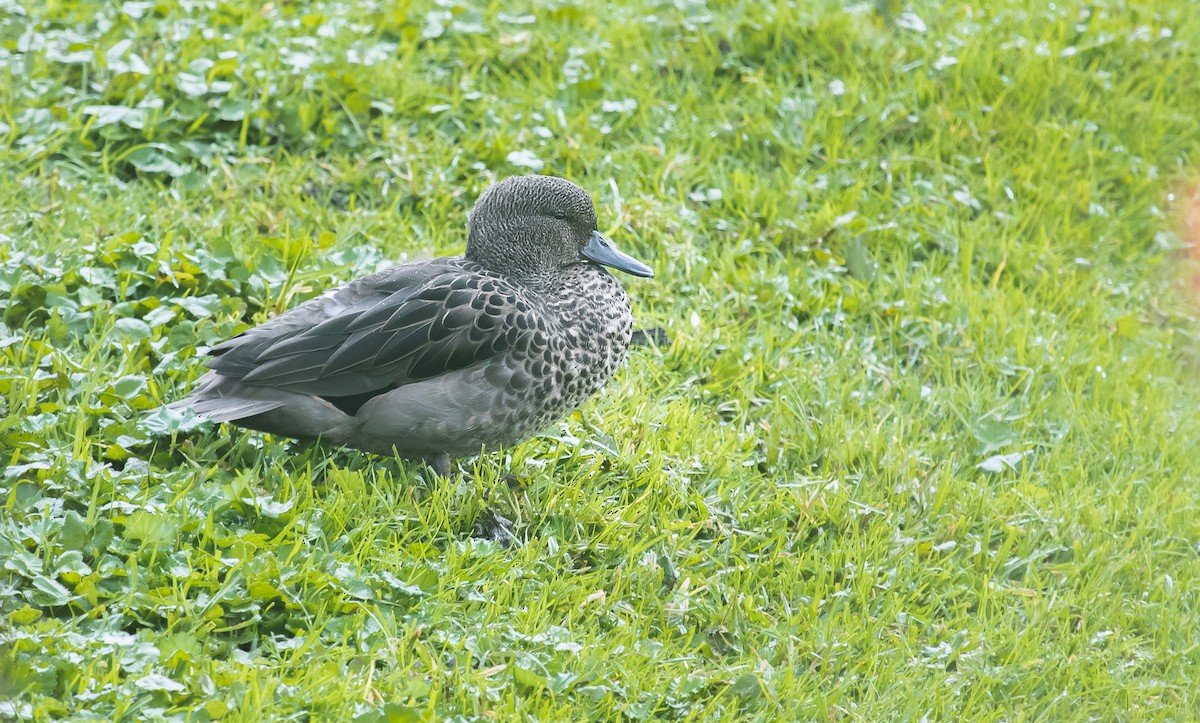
[466,175,654,286]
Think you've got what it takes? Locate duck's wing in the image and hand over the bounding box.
[204,261,538,405]
[204,260,449,378]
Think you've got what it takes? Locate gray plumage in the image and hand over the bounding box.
[162,175,653,472]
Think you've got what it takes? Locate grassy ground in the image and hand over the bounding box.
[3,0,1200,719]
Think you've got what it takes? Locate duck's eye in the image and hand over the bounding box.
[552,210,568,221]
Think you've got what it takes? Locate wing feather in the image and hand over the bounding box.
[204,260,536,407]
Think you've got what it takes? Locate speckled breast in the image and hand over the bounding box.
[498,265,634,442]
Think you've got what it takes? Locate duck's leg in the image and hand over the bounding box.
[424,452,517,545]
[430,452,452,478]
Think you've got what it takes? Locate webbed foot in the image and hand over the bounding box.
[473,508,517,547]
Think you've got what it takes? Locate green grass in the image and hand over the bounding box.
[3,0,1200,719]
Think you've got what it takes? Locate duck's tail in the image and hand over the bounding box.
[159,372,350,439]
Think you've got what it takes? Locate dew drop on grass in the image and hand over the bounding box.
[895,11,927,32]
[601,98,638,113]
[506,149,544,171]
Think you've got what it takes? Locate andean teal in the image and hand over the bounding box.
[163,175,653,475]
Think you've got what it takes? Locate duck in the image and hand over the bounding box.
[162,175,654,476]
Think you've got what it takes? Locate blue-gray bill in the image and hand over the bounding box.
[582,230,654,278]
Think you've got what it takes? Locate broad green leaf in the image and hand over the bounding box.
[134,673,187,693]
[32,575,72,606]
[60,510,89,550]
[112,318,153,340]
[126,147,190,177]
[845,237,876,281]
[7,605,42,625]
